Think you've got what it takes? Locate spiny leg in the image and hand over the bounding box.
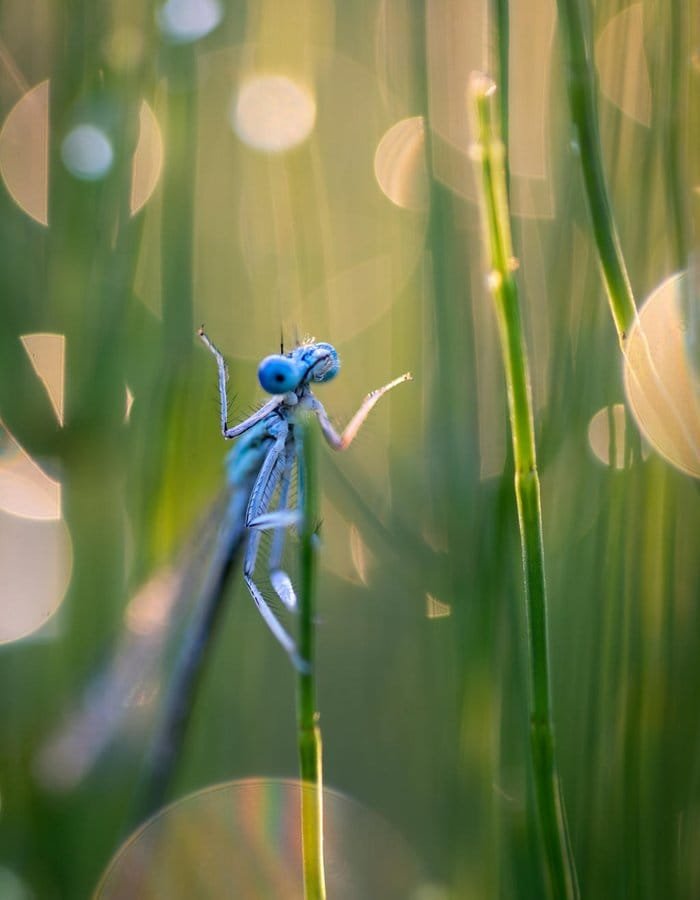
[197,327,231,437]
[243,531,297,662]
[310,371,412,451]
[199,327,284,439]
[244,537,307,672]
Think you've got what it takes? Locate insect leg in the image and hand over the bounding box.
[198,328,284,439]
[197,327,232,438]
[310,371,412,451]
[243,436,306,670]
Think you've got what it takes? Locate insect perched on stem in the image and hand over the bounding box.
[36,333,410,799]
[198,327,412,671]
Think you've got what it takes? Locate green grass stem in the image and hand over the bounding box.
[492,0,510,195]
[469,73,579,900]
[556,0,638,342]
[160,45,197,357]
[296,416,327,900]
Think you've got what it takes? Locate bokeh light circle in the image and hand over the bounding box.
[232,76,317,153]
[0,81,163,224]
[0,333,64,521]
[0,80,49,224]
[0,435,61,521]
[0,512,72,644]
[595,3,651,126]
[148,47,428,358]
[587,403,636,470]
[623,272,700,478]
[60,124,114,181]
[131,103,164,214]
[374,116,428,211]
[96,779,423,898]
[157,0,223,44]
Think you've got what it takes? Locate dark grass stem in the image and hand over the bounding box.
[296,417,327,900]
[161,46,197,356]
[556,0,637,342]
[469,74,580,900]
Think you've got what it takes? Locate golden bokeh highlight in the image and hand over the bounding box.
[96,779,422,899]
[190,48,427,358]
[623,273,700,478]
[587,404,635,470]
[131,102,164,213]
[0,432,60,521]
[0,81,162,223]
[425,593,451,619]
[20,332,65,425]
[231,75,317,153]
[0,334,64,521]
[0,80,49,224]
[425,0,556,218]
[0,512,72,644]
[0,331,70,643]
[374,116,428,211]
[595,3,651,126]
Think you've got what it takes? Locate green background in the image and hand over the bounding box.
[0,1,698,897]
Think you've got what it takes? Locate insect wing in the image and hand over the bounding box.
[33,490,242,793]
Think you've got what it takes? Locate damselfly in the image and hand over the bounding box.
[197,327,412,670]
[36,332,411,794]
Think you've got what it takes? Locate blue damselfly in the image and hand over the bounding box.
[36,332,410,801]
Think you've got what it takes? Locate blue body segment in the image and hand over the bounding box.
[226,419,277,488]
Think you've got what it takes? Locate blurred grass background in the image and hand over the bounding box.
[0,1,698,897]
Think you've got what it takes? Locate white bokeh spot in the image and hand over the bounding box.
[157,0,223,43]
[61,124,113,181]
[232,76,316,154]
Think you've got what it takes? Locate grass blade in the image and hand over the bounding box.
[469,72,580,900]
[296,415,326,900]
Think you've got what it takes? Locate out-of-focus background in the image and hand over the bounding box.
[0,1,698,897]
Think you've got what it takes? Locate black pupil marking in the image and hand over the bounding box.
[275,373,284,381]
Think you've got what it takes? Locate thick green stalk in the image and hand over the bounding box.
[296,417,326,900]
[556,0,637,341]
[469,74,579,900]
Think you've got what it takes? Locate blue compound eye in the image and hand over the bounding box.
[258,355,302,394]
[311,342,340,383]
